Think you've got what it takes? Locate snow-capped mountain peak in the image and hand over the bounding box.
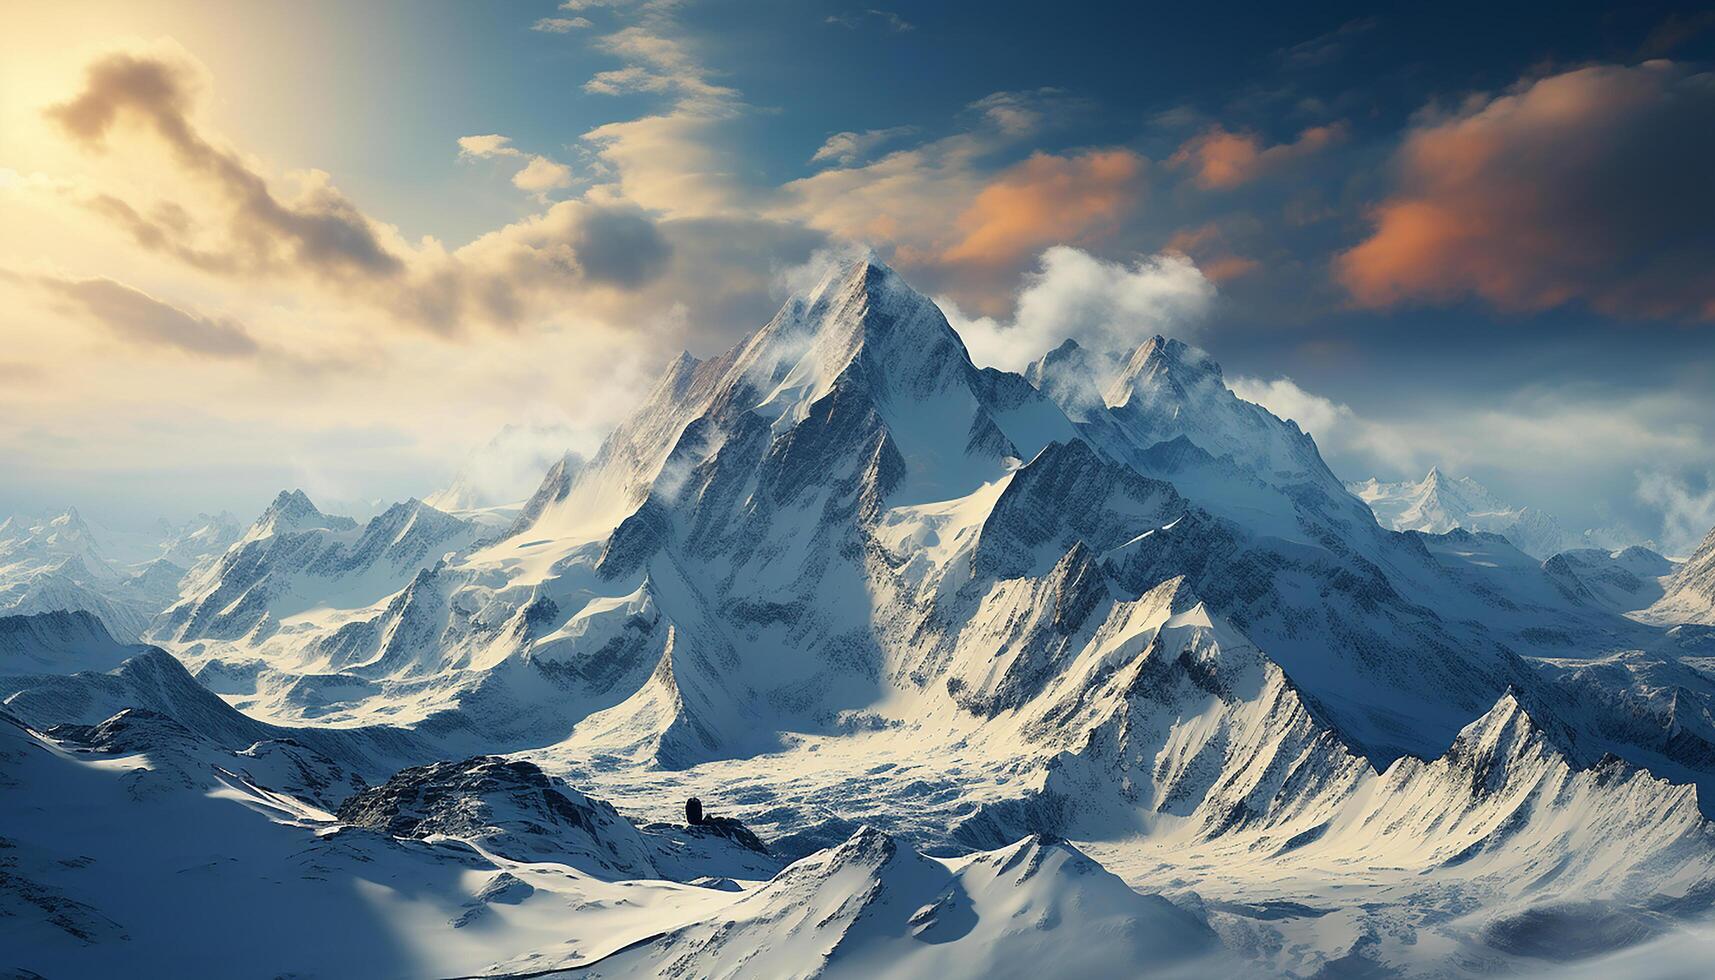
[1348,467,1645,559]
[737,258,974,429]
[252,489,355,539]
[1103,334,1224,411]
[1023,338,1126,421]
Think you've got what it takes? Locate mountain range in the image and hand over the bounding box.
[6,260,1715,978]
[1349,466,1647,559]
[0,508,241,641]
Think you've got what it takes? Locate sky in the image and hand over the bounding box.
[2,0,1713,553]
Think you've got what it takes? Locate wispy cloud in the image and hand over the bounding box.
[810,126,918,166]
[531,16,593,33]
[531,16,592,33]
[967,88,1076,136]
[825,9,915,32]
[35,274,259,358]
[1277,17,1378,69]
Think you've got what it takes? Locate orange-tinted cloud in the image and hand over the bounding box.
[941,149,1144,268]
[1338,61,1715,320]
[1168,123,1345,190]
[1166,223,1258,283]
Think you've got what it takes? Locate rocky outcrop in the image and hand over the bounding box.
[335,756,660,878]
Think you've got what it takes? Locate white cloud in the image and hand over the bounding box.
[810,126,918,166]
[1226,372,1715,548]
[1637,469,1715,558]
[1228,375,1421,472]
[531,16,592,33]
[769,242,878,298]
[457,134,520,158]
[1229,376,1351,440]
[968,88,1072,136]
[942,246,1215,371]
[458,134,574,200]
[512,155,574,194]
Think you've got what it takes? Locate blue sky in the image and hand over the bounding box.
[2,0,1713,550]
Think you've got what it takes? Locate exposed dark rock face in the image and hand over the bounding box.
[335,756,659,877]
[685,816,770,855]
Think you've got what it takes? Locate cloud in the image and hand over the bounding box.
[1277,18,1378,69]
[1229,376,1349,435]
[573,13,755,219]
[779,132,990,252]
[511,155,574,194]
[584,26,735,103]
[1168,122,1347,189]
[0,362,43,384]
[1337,61,1715,320]
[37,45,696,334]
[457,134,520,158]
[1227,371,1715,535]
[582,109,752,217]
[408,199,673,324]
[1639,11,1715,57]
[941,150,1145,269]
[1165,223,1258,283]
[968,88,1073,136]
[811,126,918,166]
[943,246,1215,371]
[48,47,404,282]
[1637,469,1715,557]
[825,9,915,32]
[37,274,258,358]
[784,125,1144,314]
[563,204,671,287]
[1227,375,1419,471]
[532,16,592,33]
[458,134,573,197]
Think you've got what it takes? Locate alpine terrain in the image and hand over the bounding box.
[7,260,1715,979]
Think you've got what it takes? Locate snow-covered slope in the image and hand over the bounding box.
[0,608,139,676]
[3,667,1217,979]
[1649,524,1715,625]
[0,508,241,641]
[1544,545,1677,615]
[154,492,477,646]
[577,827,1224,979]
[0,704,756,978]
